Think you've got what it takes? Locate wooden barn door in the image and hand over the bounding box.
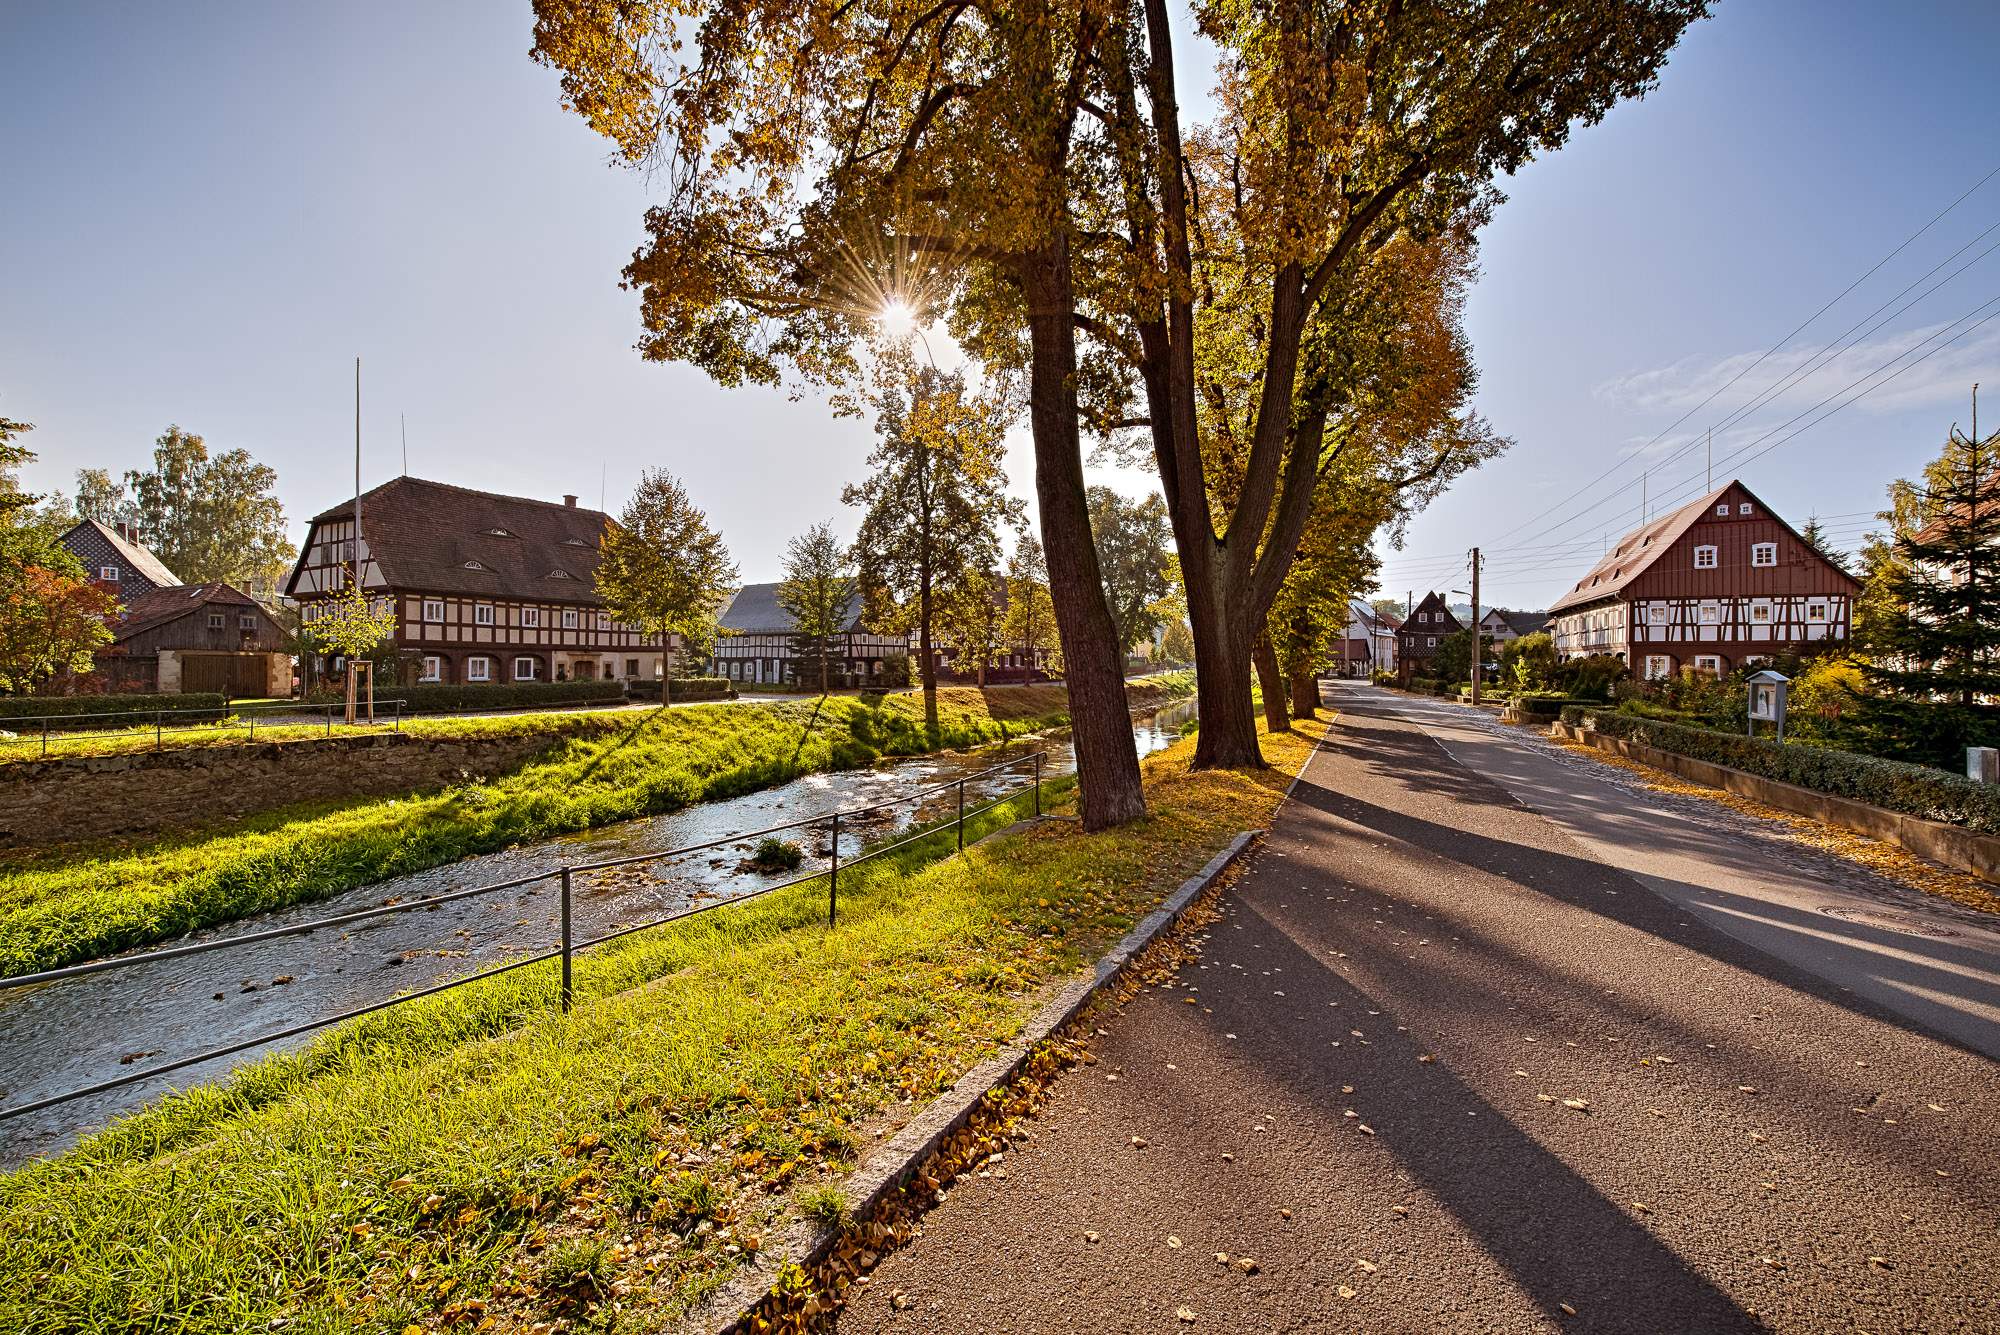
[180,652,269,697]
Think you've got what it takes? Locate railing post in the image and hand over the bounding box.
[155,711,163,751]
[1033,752,1042,817]
[395,701,402,733]
[327,706,333,738]
[559,867,573,1013]
[41,719,48,758]
[248,710,255,741]
[828,811,840,927]
[957,778,966,854]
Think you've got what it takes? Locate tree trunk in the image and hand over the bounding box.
[1253,633,1289,734]
[1289,669,1319,720]
[661,643,673,706]
[919,577,938,737]
[1020,239,1146,830]
[1183,565,1265,769]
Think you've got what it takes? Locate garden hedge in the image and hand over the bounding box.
[0,693,230,726]
[1559,707,2000,836]
[350,681,627,714]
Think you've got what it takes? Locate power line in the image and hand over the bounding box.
[1485,164,2000,550]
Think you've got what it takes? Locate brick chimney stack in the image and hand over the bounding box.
[563,494,578,508]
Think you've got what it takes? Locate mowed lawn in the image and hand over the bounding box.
[0,684,1166,979]
[0,718,1311,1335]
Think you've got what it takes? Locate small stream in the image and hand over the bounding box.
[0,711,1186,1168]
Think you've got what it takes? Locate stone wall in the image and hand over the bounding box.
[0,731,567,848]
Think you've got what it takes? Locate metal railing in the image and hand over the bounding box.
[0,750,1048,1124]
[4,700,409,756]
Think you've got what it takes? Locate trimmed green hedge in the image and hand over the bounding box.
[1560,707,2000,836]
[630,677,734,703]
[344,681,627,714]
[0,693,230,727]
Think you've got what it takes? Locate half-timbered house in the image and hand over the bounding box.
[1547,480,1861,679]
[1396,591,1461,683]
[283,477,670,686]
[711,583,907,687]
[59,518,181,597]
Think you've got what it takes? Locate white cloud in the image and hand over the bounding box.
[1595,315,2000,422]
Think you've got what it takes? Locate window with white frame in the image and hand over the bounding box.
[1750,603,1772,622]
[1807,602,1828,622]
[466,656,491,682]
[474,603,494,626]
[239,614,255,630]
[423,599,445,622]
[1645,655,1672,681]
[1694,545,1718,569]
[1699,602,1719,623]
[1739,503,1753,515]
[561,609,578,629]
[1694,654,1722,676]
[421,655,442,682]
[1715,504,1730,516]
[99,565,119,581]
[1426,636,1437,648]
[513,656,538,680]
[521,607,540,628]
[597,611,611,629]
[1751,542,1777,568]
[207,612,225,629]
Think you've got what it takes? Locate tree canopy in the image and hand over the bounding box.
[1087,486,1172,655]
[843,354,1021,729]
[125,426,291,592]
[777,520,857,692]
[597,468,738,704]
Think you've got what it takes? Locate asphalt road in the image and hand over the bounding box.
[836,685,2000,1333]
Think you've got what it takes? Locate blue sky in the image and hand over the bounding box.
[3,1,1996,596]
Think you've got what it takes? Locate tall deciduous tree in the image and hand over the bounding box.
[843,355,1021,735]
[936,570,1007,687]
[0,417,116,693]
[530,0,1703,820]
[1088,486,1172,657]
[1,412,39,524]
[73,469,129,526]
[1004,533,1060,677]
[777,521,857,693]
[125,426,291,591]
[598,469,737,705]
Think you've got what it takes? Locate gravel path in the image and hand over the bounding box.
[835,689,2000,1333]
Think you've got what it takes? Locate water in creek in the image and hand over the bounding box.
[0,712,1185,1167]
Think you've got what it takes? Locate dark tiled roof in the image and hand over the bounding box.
[61,518,181,588]
[115,582,269,641]
[718,581,866,634]
[1486,609,1548,636]
[1547,484,1729,615]
[297,477,612,603]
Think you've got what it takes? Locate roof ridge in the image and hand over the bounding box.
[311,475,611,523]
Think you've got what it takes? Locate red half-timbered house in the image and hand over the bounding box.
[1547,480,1861,679]
[1396,591,1461,684]
[284,477,670,687]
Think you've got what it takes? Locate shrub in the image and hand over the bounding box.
[1551,653,1627,702]
[0,692,230,727]
[748,837,805,872]
[1560,707,2000,835]
[309,680,626,714]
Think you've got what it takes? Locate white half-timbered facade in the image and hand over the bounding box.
[1547,480,1860,678]
[284,477,670,686]
[712,583,907,687]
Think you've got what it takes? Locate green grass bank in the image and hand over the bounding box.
[0,717,1303,1335]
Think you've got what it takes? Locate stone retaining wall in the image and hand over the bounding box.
[0,731,566,848]
[1552,721,2000,884]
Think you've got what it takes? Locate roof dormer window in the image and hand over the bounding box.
[547,568,573,580]
[560,537,591,547]
[483,527,516,538]
[464,560,488,571]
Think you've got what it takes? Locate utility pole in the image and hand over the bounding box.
[1469,547,1482,706]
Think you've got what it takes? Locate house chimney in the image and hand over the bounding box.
[563,494,578,508]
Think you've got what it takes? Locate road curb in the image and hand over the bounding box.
[689,826,1264,1334]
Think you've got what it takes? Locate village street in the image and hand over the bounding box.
[840,684,2000,1333]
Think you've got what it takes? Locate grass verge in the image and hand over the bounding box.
[0,715,1308,1335]
[0,683,1198,978]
